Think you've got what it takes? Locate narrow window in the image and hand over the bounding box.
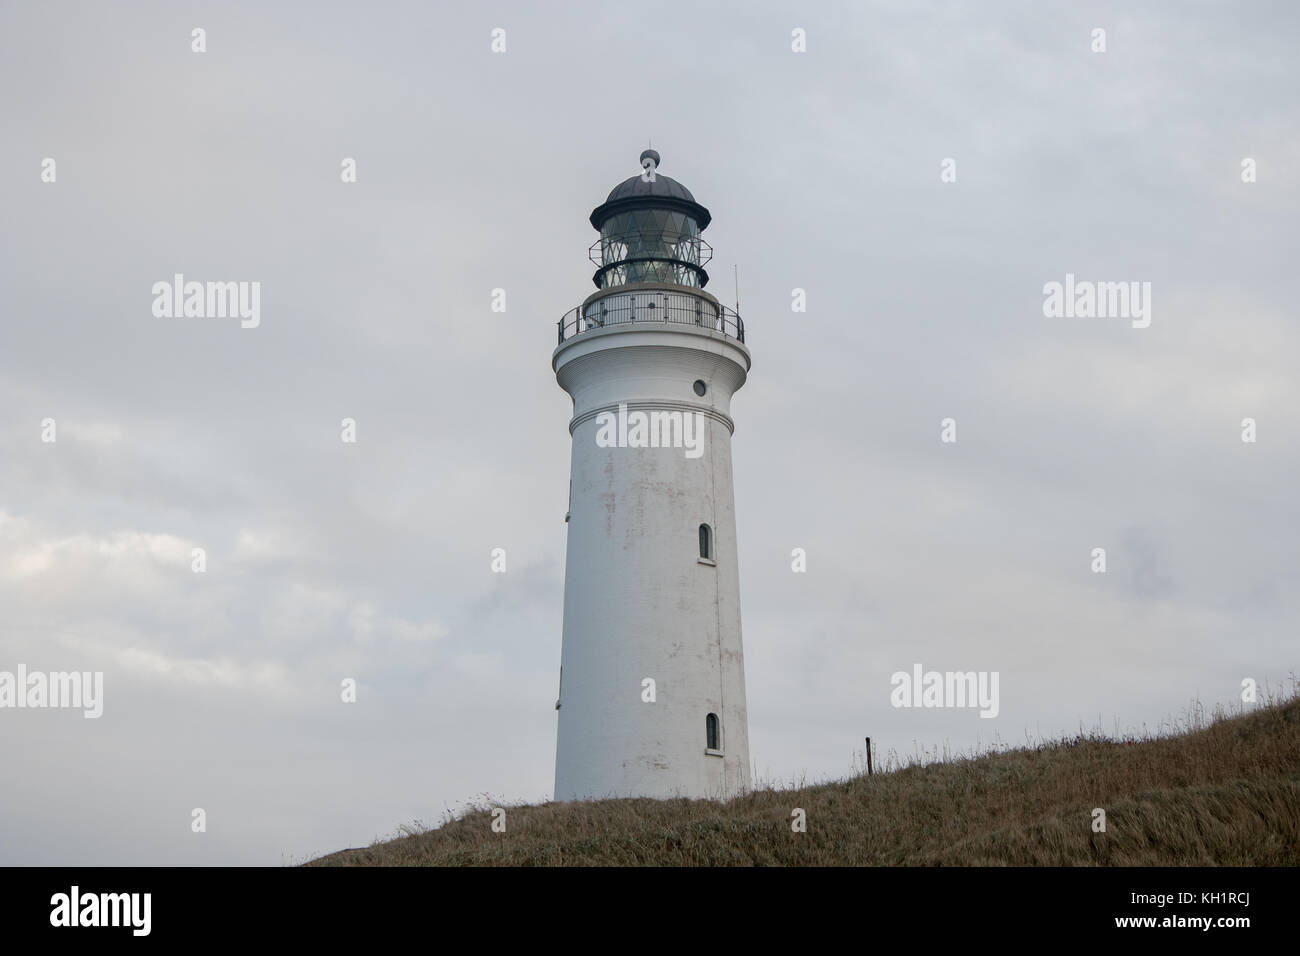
[706,713,720,751]
[699,523,712,560]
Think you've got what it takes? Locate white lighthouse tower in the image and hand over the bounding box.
[552,150,752,801]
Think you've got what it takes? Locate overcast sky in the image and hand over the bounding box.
[1,0,1297,865]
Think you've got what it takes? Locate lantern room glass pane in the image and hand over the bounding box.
[598,210,703,288]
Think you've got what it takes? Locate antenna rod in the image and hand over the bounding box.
[734,264,739,313]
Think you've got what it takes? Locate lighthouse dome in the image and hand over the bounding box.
[604,172,697,204]
[603,149,697,203]
[589,149,712,232]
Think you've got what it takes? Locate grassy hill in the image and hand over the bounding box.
[307,693,1300,866]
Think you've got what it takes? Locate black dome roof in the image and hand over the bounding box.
[604,172,696,204]
[590,150,711,231]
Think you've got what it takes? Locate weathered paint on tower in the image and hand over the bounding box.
[553,151,752,801]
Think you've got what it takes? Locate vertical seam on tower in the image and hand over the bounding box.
[711,410,725,796]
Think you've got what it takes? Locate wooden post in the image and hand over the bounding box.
[865,737,873,776]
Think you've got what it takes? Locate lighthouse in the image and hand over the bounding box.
[552,150,752,801]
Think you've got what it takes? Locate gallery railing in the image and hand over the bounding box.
[558,290,745,344]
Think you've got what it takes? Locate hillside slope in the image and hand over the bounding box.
[308,695,1300,866]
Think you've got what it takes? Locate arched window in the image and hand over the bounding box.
[699,523,712,560]
[706,713,720,751]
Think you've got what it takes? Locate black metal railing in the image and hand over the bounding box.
[589,233,713,268]
[558,290,745,344]
[587,233,714,289]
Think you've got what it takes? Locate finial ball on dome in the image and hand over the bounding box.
[640,148,661,169]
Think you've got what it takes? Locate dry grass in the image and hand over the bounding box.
[306,692,1300,866]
